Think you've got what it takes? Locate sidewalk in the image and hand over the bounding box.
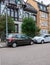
[0,42,7,48]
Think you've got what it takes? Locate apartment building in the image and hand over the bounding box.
[0,0,50,34]
[27,0,50,34]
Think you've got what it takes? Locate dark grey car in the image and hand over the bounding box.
[6,34,33,48]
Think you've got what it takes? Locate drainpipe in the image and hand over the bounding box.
[0,2,1,15]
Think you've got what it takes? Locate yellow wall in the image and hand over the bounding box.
[27,0,50,33]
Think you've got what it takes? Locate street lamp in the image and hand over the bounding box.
[0,0,8,38]
[6,5,8,39]
[0,0,4,15]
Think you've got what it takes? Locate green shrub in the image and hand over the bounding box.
[21,17,40,37]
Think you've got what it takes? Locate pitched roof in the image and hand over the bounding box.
[20,0,25,4]
[23,3,37,14]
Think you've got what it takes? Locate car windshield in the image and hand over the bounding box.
[7,34,15,38]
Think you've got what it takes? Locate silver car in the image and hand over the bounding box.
[32,34,50,44]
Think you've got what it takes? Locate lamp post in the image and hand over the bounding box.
[0,0,4,15]
[6,5,8,38]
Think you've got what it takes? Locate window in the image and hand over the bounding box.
[15,0,20,4]
[8,8,10,16]
[29,13,32,17]
[21,35,26,38]
[40,5,43,10]
[31,15,36,21]
[1,4,5,14]
[23,11,26,18]
[15,11,17,17]
[11,9,14,17]
[44,35,48,38]
[40,29,48,34]
[19,9,23,19]
[41,12,48,18]
[7,9,18,21]
[25,12,29,18]
[44,7,46,11]
[41,12,44,18]
[40,5,47,11]
[40,21,48,27]
[17,1,20,4]
[21,35,28,39]
[45,13,48,18]
[29,13,36,21]
[15,10,17,20]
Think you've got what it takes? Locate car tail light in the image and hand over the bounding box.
[8,38,14,42]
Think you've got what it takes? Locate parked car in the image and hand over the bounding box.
[32,34,50,44]
[6,33,33,48]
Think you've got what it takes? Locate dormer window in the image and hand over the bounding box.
[40,5,43,10]
[17,1,20,4]
[15,0,20,4]
[44,7,46,11]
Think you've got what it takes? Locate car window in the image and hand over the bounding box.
[8,34,14,38]
[21,35,28,39]
[15,35,21,38]
[44,35,49,38]
[48,35,50,37]
[21,35,26,38]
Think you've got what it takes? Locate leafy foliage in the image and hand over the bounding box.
[0,15,15,36]
[48,30,50,34]
[21,17,40,37]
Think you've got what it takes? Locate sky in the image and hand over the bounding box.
[24,0,50,5]
[36,0,50,5]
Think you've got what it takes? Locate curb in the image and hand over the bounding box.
[0,42,7,48]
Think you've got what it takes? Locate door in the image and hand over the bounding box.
[14,34,23,45]
[44,35,49,42]
[21,35,30,44]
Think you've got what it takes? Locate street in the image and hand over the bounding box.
[0,43,50,65]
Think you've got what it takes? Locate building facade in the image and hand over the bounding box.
[0,0,37,33]
[0,0,50,34]
[27,0,50,34]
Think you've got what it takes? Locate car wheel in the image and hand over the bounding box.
[41,40,44,44]
[30,41,33,45]
[12,43,17,48]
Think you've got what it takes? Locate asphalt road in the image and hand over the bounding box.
[0,43,50,65]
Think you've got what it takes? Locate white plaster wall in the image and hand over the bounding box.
[14,21,22,33]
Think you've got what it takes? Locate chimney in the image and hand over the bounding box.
[41,1,43,4]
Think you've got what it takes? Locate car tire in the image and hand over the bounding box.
[7,43,10,47]
[30,41,33,45]
[12,43,17,48]
[41,40,44,44]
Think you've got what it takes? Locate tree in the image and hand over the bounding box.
[21,17,40,37]
[0,15,15,36]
